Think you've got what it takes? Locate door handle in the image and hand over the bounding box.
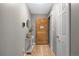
[56,35,61,41]
[56,35,64,42]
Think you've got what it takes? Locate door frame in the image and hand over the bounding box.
[48,16,50,46]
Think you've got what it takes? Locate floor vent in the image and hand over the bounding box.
[26,52,31,55]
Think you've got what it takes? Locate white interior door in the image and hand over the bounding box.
[61,4,70,56]
[55,4,62,56]
[56,3,69,56]
[56,14,62,56]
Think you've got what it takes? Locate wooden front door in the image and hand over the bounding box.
[36,16,48,45]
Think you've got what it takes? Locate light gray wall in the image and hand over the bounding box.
[31,14,48,44]
[0,4,31,56]
[48,4,57,54]
[71,3,79,56]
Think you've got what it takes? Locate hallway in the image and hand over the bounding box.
[0,3,69,56]
[0,3,78,56]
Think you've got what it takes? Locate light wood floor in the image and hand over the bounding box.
[31,45,55,56]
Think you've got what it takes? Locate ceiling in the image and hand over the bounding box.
[27,3,53,14]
